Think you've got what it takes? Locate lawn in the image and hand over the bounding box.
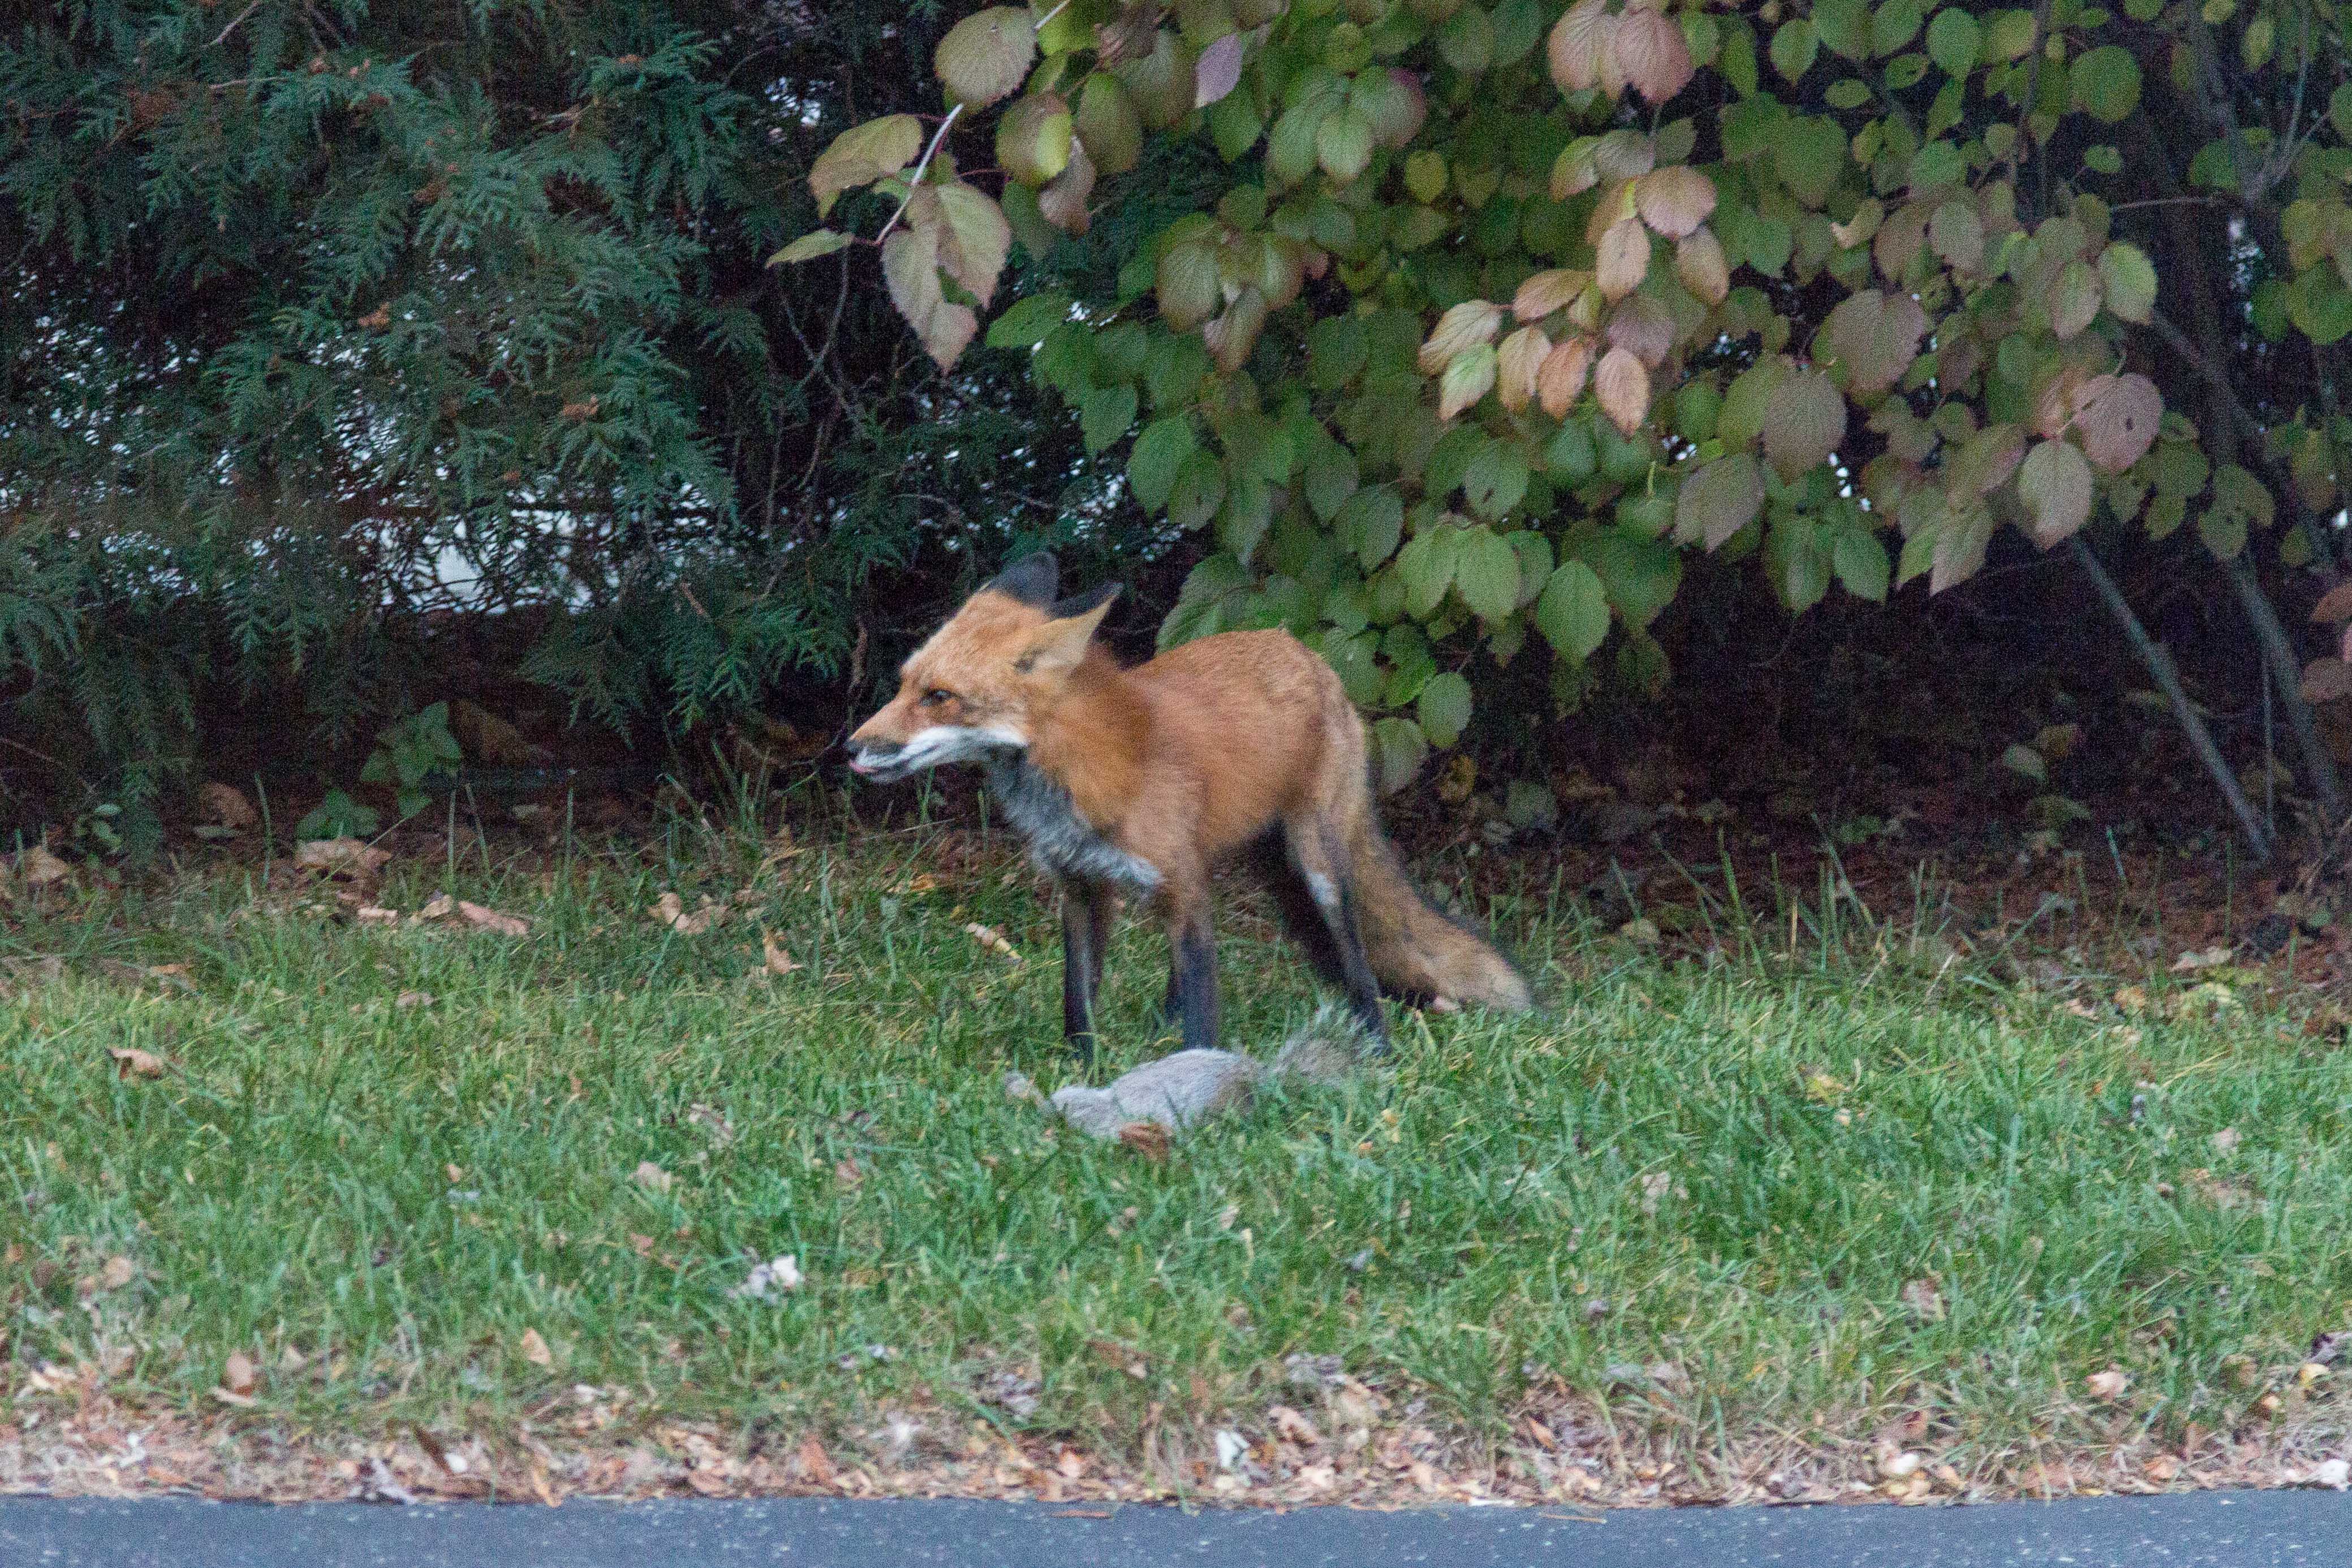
[3,809,2350,1506]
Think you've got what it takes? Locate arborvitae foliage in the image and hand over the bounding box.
[0,1,1135,841]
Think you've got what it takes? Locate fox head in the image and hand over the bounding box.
[846,553,1120,783]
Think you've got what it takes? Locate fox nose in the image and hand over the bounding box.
[846,741,898,777]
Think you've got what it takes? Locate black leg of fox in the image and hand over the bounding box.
[1060,880,1113,1062]
[1290,822,1392,1052]
[1169,908,1221,1054]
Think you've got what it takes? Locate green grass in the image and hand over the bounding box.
[5,816,2350,1489]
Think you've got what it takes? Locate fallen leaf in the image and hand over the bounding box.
[2143,1453,2182,1481]
[833,1157,864,1189]
[108,1047,167,1080]
[687,1103,736,1144]
[2171,945,2234,972]
[1267,1405,1321,1446]
[15,845,72,887]
[395,990,433,1009]
[2210,1126,2241,1154]
[98,1255,136,1292]
[458,900,529,937]
[294,838,391,880]
[2315,1457,2350,1491]
[199,782,258,828]
[1902,1276,1945,1321]
[634,1161,674,1194]
[1117,1121,1171,1161]
[223,1350,259,1397]
[1055,1448,1087,1480]
[2085,1367,2131,1401]
[520,1328,554,1367]
[416,893,456,920]
[964,922,1021,960]
[798,1434,836,1484]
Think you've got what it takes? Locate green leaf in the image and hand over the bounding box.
[1079,384,1138,456]
[2097,242,2157,325]
[1168,449,1227,530]
[1534,560,1610,661]
[1305,441,1361,522]
[1675,453,1765,549]
[1871,0,1924,56]
[1925,8,1981,77]
[1397,525,1462,618]
[809,115,924,217]
[1370,717,1429,796]
[1812,0,1871,59]
[769,230,851,266]
[1308,315,1368,390]
[1774,117,1849,206]
[1218,471,1274,561]
[1416,671,1475,747]
[1454,527,1523,621]
[1582,528,1682,630]
[1770,19,1819,80]
[936,8,1038,109]
[1316,107,1375,184]
[2069,45,2142,123]
[985,292,1073,350]
[2335,83,2352,143]
[1075,72,1144,176]
[1830,523,1890,601]
[2198,508,2246,561]
[1126,419,1196,513]
[1337,485,1405,568]
[1461,442,1530,520]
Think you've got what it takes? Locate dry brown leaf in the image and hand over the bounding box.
[356,906,400,924]
[1267,1405,1321,1446]
[1674,226,1730,304]
[200,782,258,829]
[1902,1276,1945,1321]
[1593,345,1650,435]
[1513,268,1591,322]
[17,845,72,887]
[1612,6,1694,104]
[1634,166,1716,239]
[2085,1367,2132,1401]
[1596,217,1649,300]
[109,1046,167,1080]
[2070,373,2163,473]
[294,838,391,880]
[1537,336,1596,418]
[520,1328,554,1367]
[1116,1120,1171,1161]
[965,922,1022,961]
[1055,1448,1087,1480]
[833,1157,864,1189]
[1418,299,1502,374]
[2310,581,2352,624]
[1546,0,1616,93]
[798,1434,837,1484]
[98,1255,136,1292]
[223,1350,259,1397]
[457,899,529,937]
[2301,658,2352,704]
[416,893,456,920]
[1495,325,1550,412]
[395,990,433,1009]
[634,1161,674,1194]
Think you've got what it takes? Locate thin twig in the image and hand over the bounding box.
[209,0,267,48]
[2071,536,2272,861]
[875,104,963,244]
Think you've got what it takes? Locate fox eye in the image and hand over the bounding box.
[920,688,954,707]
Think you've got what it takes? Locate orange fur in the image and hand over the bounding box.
[849,566,1532,1052]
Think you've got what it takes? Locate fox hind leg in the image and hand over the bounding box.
[1283,816,1392,1052]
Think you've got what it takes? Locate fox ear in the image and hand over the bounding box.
[1015,594,1115,677]
[984,551,1058,608]
[1049,581,1121,620]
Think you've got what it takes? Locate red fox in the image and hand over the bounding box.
[847,553,1532,1058]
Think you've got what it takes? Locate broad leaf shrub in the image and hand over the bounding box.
[791,0,2352,789]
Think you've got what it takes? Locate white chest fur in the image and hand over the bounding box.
[984,757,1162,892]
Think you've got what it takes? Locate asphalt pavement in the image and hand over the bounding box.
[5,1491,2351,1567]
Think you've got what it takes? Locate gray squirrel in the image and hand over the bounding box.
[1009,1006,1368,1141]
